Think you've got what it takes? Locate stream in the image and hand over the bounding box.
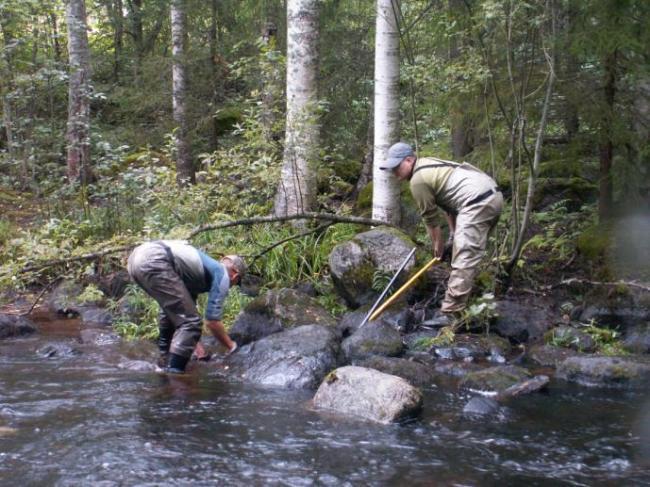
[0,313,649,486]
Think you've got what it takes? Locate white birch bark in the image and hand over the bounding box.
[171,0,194,185]
[274,0,320,217]
[372,0,401,224]
[65,0,91,183]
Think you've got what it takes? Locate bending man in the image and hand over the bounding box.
[380,142,503,315]
[127,240,245,373]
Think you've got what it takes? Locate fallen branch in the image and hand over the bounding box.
[18,212,392,274]
[543,278,650,293]
[187,212,394,239]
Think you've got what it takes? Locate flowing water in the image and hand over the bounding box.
[1,313,649,486]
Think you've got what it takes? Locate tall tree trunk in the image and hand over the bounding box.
[127,0,144,79]
[109,0,124,82]
[0,12,16,167]
[372,0,401,224]
[65,0,92,184]
[598,50,617,222]
[170,0,194,185]
[48,12,63,63]
[209,0,219,149]
[448,0,473,160]
[260,21,282,144]
[274,0,320,217]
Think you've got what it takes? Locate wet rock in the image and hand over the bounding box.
[579,305,650,330]
[337,307,369,338]
[433,360,483,378]
[557,356,650,387]
[380,308,418,334]
[545,325,597,353]
[313,366,423,424]
[493,299,556,344]
[623,325,650,354]
[36,342,81,358]
[79,307,114,326]
[229,288,336,346]
[79,328,121,346]
[341,321,403,362]
[328,227,416,308]
[463,396,500,417]
[498,375,550,399]
[48,280,90,315]
[356,355,437,388]
[225,325,341,390]
[403,329,442,350]
[528,344,582,368]
[117,359,157,372]
[0,313,36,340]
[460,365,531,393]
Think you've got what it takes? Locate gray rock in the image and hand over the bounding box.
[230,288,337,345]
[79,307,114,326]
[48,280,93,315]
[579,305,650,330]
[460,365,531,393]
[79,328,121,346]
[342,320,403,361]
[337,307,369,338]
[463,396,500,416]
[622,325,650,354]
[498,375,550,399]
[528,344,582,368]
[557,356,650,387]
[356,355,437,388]
[328,227,416,308]
[545,325,597,353]
[433,360,483,378]
[313,366,423,424]
[493,299,557,343]
[225,325,341,390]
[0,313,36,340]
[36,342,81,358]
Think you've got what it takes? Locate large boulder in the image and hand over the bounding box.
[544,325,597,353]
[356,355,437,388]
[47,280,113,326]
[557,356,650,387]
[493,299,557,343]
[341,320,403,362]
[579,305,650,330]
[528,344,583,368]
[225,325,341,390]
[229,288,337,346]
[460,365,531,393]
[623,325,650,354]
[313,366,423,424]
[0,313,36,340]
[328,227,416,308]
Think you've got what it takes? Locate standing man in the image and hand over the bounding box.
[380,142,503,316]
[127,240,245,373]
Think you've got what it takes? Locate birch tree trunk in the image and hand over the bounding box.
[274,0,320,217]
[372,0,401,225]
[170,0,194,185]
[65,0,92,184]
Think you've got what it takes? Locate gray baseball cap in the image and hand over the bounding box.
[379,142,415,170]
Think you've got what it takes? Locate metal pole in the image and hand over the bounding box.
[367,256,441,323]
[359,247,416,328]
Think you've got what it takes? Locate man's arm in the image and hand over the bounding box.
[427,224,445,259]
[205,319,236,351]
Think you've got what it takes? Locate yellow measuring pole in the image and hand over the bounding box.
[368,257,441,322]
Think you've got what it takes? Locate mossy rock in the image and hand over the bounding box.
[532,177,598,211]
[460,365,531,393]
[538,158,582,178]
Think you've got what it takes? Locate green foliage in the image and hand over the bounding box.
[77,284,105,305]
[110,284,159,341]
[413,325,457,350]
[456,293,498,333]
[221,287,253,330]
[579,321,628,356]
